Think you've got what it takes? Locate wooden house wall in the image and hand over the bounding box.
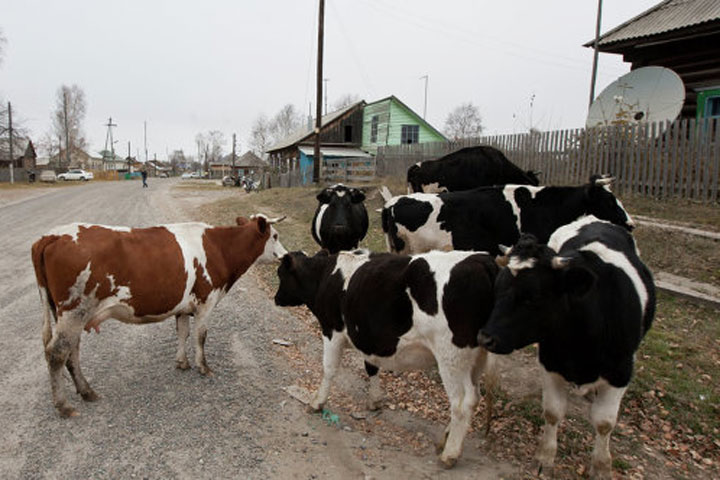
[612,29,720,119]
[317,109,364,145]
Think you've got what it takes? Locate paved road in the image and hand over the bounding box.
[0,180,515,480]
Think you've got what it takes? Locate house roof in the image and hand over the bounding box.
[0,137,33,160]
[585,0,720,48]
[267,101,366,152]
[217,150,268,167]
[365,95,447,141]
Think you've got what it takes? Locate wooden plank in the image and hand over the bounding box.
[679,119,688,199]
[669,119,680,197]
[702,119,712,201]
[712,119,720,202]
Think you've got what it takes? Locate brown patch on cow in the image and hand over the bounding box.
[36,225,188,319]
[201,217,270,290]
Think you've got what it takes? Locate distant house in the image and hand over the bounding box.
[0,138,37,170]
[52,147,94,170]
[147,160,171,177]
[361,95,447,155]
[586,0,720,120]
[266,97,445,185]
[266,101,368,185]
[209,151,268,180]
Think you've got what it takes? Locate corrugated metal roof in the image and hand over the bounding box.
[267,101,365,152]
[588,0,720,47]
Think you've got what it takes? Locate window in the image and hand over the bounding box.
[707,96,720,118]
[370,115,379,143]
[344,125,353,142]
[401,125,419,144]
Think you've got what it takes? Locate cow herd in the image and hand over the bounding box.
[32,146,656,478]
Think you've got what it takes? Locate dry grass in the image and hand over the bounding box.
[619,193,720,231]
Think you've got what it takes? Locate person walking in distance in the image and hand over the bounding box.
[141,168,148,188]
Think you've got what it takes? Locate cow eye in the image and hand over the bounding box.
[273,234,278,240]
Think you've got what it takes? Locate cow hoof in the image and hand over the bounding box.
[435,430,449,454]
[439,456,457,469]
[80,390,100,402]
[589,461,612,480]
[58,405,78,418]
[198,365,214,376]
[175,360,191,370]
[535,460,555,478]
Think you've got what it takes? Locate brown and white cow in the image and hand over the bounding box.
[31,214,287,417]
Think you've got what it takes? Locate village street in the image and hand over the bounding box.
[0,180,513,480]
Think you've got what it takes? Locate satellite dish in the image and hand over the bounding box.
[586,66,685,129]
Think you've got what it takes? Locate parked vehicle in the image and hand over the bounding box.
[159,172,169,178]
[58,169,94,181]
[39,170,57,183]
[181,172,201,179]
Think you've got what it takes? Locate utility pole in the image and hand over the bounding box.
[313,0,325,184]
[103,117,117,169]
[63,90,70,168]
[323,78,329,115]
[420,75,429,119]
[7,102,14,184]
[232,133,237,174]
[589,0,603,109]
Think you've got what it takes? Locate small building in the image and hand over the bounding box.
[0,138,37,170]
[587,0,720,120]
[52,147,95,170]
[361,95,447,155]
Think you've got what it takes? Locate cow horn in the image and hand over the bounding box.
[595,176,615,186]
[551,256,571,269]
[268,216,287,224]
[498,245,511,255]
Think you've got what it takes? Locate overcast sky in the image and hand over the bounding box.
[1,0,659,160]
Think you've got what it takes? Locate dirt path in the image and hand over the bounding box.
[0,180,515,479]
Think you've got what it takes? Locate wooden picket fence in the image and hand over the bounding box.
[323,157,376,183]
[377,118,720,202]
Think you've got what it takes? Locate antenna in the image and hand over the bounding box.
[586,67,685,130]
[419,75,428,119]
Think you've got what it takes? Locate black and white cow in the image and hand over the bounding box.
[478,216,655,479]
[275,249,499,468]
[311,184,369,253]
[406,146,540,193]
[381,175,634,256]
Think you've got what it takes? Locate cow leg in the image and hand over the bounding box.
[436,352,479,468]
[310,333,345,412]
[45,313,84,417]
[589,384,626,480]
[536,368,568,474]
[193,313,213,376]
[473,349,498,435]
[364,361,383,411]
[175,314,191,370]
[65,335,98,402]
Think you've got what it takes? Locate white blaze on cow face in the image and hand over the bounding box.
[507,256,536,276]
[257,225,288,263]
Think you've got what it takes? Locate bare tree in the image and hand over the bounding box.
[444,102,484,140]
[332,93,361,111]
[248,114,271,155]
[205,130,226,164]
[269,104,302,145]
[0,28,7,68]
[52,84,87,167]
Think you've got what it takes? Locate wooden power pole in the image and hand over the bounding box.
[8,102,14,184]
[313,0,325,184]
[232,133,237,174]
[589,0,603,108]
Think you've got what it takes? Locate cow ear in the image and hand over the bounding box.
[255,215,268,234]
[236,216,249,226]
[495,254,509,268]
[562,267,596,299]
[316,248,330,257]
[350,188,366,203]
[316,189,332,203]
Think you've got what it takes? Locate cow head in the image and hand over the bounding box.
[525,170,542,186]
[478,235,597,354]
[585,175,635,231]
[245,214,288,263]
[275,250,329,306]
[407,163,422,193]
[313,184,369,253]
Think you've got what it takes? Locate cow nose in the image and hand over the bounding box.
[478,331,496,350]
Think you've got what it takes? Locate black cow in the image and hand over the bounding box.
[311,184,369,253]
[275,249,499,468]
[381,174,634,255]
[406,146,540,193]
[478,216,655,479]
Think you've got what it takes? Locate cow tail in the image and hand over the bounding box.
[380,207,396,252]
[31,237,58,348]
[480,350,499,435]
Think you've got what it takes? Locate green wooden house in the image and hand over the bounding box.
[361,96,447,155]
